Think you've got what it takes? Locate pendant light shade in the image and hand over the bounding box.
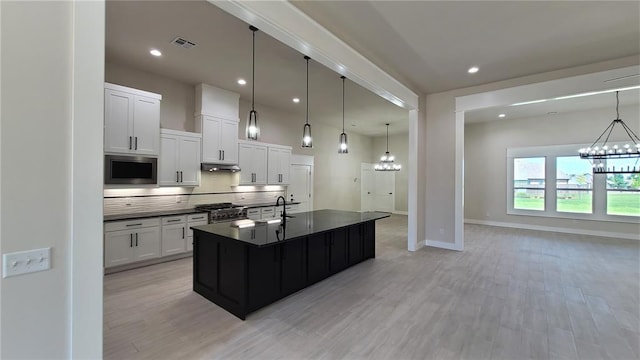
[375,123,401,171]
[246,25,260,140]
[339,76,348,154]
[302,56,313,148]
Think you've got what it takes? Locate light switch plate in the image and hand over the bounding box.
[3,247,51,278]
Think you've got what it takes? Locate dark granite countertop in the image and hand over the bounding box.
[192,209,390,247]
[104,208,205,222]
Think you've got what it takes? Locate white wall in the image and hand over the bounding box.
[1,1,104,358]
[424,56,640,246]
[372,132,408,212]
[464,105,639,237]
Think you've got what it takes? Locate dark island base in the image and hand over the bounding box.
[193,221,376,320]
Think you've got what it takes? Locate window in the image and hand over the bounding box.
[508,144,639,223]
[513,157,545,211]
[556,156,592,214]
[606,158,640,217]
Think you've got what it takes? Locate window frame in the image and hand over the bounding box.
[507,144,639,223]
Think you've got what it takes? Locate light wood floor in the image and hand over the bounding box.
[104,216,639,359]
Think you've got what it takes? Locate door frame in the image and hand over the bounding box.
[361,163,375,212]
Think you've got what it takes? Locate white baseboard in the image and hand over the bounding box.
[464,218,640,241]
[392,211,408,215]
[425,239,463,251]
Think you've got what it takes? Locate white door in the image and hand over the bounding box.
[161,223,186,256]
[178,136,201,186]
[361,164,375,211]
[253,145,268,185]
[289,164,312,213]
[201,116,222,163]
[104,89,133,154]
[133,226,161,261]
[159,135,179,186]
[104,230,134,267]
[132,95,160,155]
[375,171,395,212]
[219,119,238,164]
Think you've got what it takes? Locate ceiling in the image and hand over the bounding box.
[292,1,640,94]
[106,1,640,137]
[465,87,640,124]
[105,0,409,137]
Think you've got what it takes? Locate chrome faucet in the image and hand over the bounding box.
[276,196,287,220]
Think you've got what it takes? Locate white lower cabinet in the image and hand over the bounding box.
[104,218,161,268]
[187,213,208,252]
[161,215,187,256]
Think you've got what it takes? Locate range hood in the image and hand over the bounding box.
[201,163,241,172]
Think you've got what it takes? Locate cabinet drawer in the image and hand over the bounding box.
[260,207,275,217]
[105,217,161,232]
[187,213,208,222]
[247,208,261,220]
[162,215,186,225]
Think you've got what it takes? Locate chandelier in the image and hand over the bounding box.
[578,91,640,174]
[375,123,401,171]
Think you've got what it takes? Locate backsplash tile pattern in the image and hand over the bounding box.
[104,189,285,216]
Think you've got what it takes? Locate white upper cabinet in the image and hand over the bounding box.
[195,84,239,165]
[197,116,238,164]
[267,145,292,185]
[159,129,201,186]
[238,141,267,185]
[104,83,161,156]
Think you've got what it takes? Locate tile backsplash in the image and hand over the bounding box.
[104,187,285,216]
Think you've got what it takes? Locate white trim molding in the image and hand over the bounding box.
[393,211,409,216]
[465,218,640,241]
[426,239,463,251]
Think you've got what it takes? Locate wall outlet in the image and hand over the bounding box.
[3,247,51,278]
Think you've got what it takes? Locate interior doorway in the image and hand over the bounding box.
[361,163,395,212]
[289,155,314,212]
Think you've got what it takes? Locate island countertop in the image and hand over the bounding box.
[191,209,390,247]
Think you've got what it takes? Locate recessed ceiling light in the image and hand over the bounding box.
[467,66,479,74]
[237,79,246,85]
[498,113,506,118]
[150,49,162,57]
[292,98,300,103]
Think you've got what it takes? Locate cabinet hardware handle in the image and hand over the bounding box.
[222,150,225,160]
[219,150,222,160]
[135,233,138,246]
[126,223,142,227]
[130,233,133,247]
[180,171,183,183]
[135,137,138,150]
[176,171,179,182]
[129,136,132,150]
[167,219,182,223]
[182,227,185,239]
[192,216,205,220]
[389,193,393,195]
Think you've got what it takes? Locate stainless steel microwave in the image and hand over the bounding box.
[105,155,157,185]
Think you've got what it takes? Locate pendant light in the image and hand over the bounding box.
[246,25,260,140]
[578,91,640,174]
[339,76,348,154]
[302,56,313,148]
[375,123,401,171]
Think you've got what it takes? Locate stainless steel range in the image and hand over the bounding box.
[195,202,248,223]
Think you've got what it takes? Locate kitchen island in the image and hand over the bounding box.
[191,209,390,320]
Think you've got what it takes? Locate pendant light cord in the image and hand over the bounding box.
[341,76,346,132]
[251,28,256,111]
[306,56,310,125]
[616,91,619,120]
[386,123,390,152]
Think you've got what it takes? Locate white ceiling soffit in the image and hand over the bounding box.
[209,0,419,110]
[291,1,640,94]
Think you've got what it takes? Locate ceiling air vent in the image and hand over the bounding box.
[171,37,196,49]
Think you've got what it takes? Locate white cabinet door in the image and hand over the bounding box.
[238,143,267,185]
[179,136,201,186]
[104,89,134,154]
[253,145,268,185]
[132,96,160,155]
[267,147,291,185]
[186,215,208,252]
[104,229,135,267]
[201,116,222,163]
[161,223,186,256]
[219,119,238,164]
[133,226,161,261]
[159,134,179,186]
